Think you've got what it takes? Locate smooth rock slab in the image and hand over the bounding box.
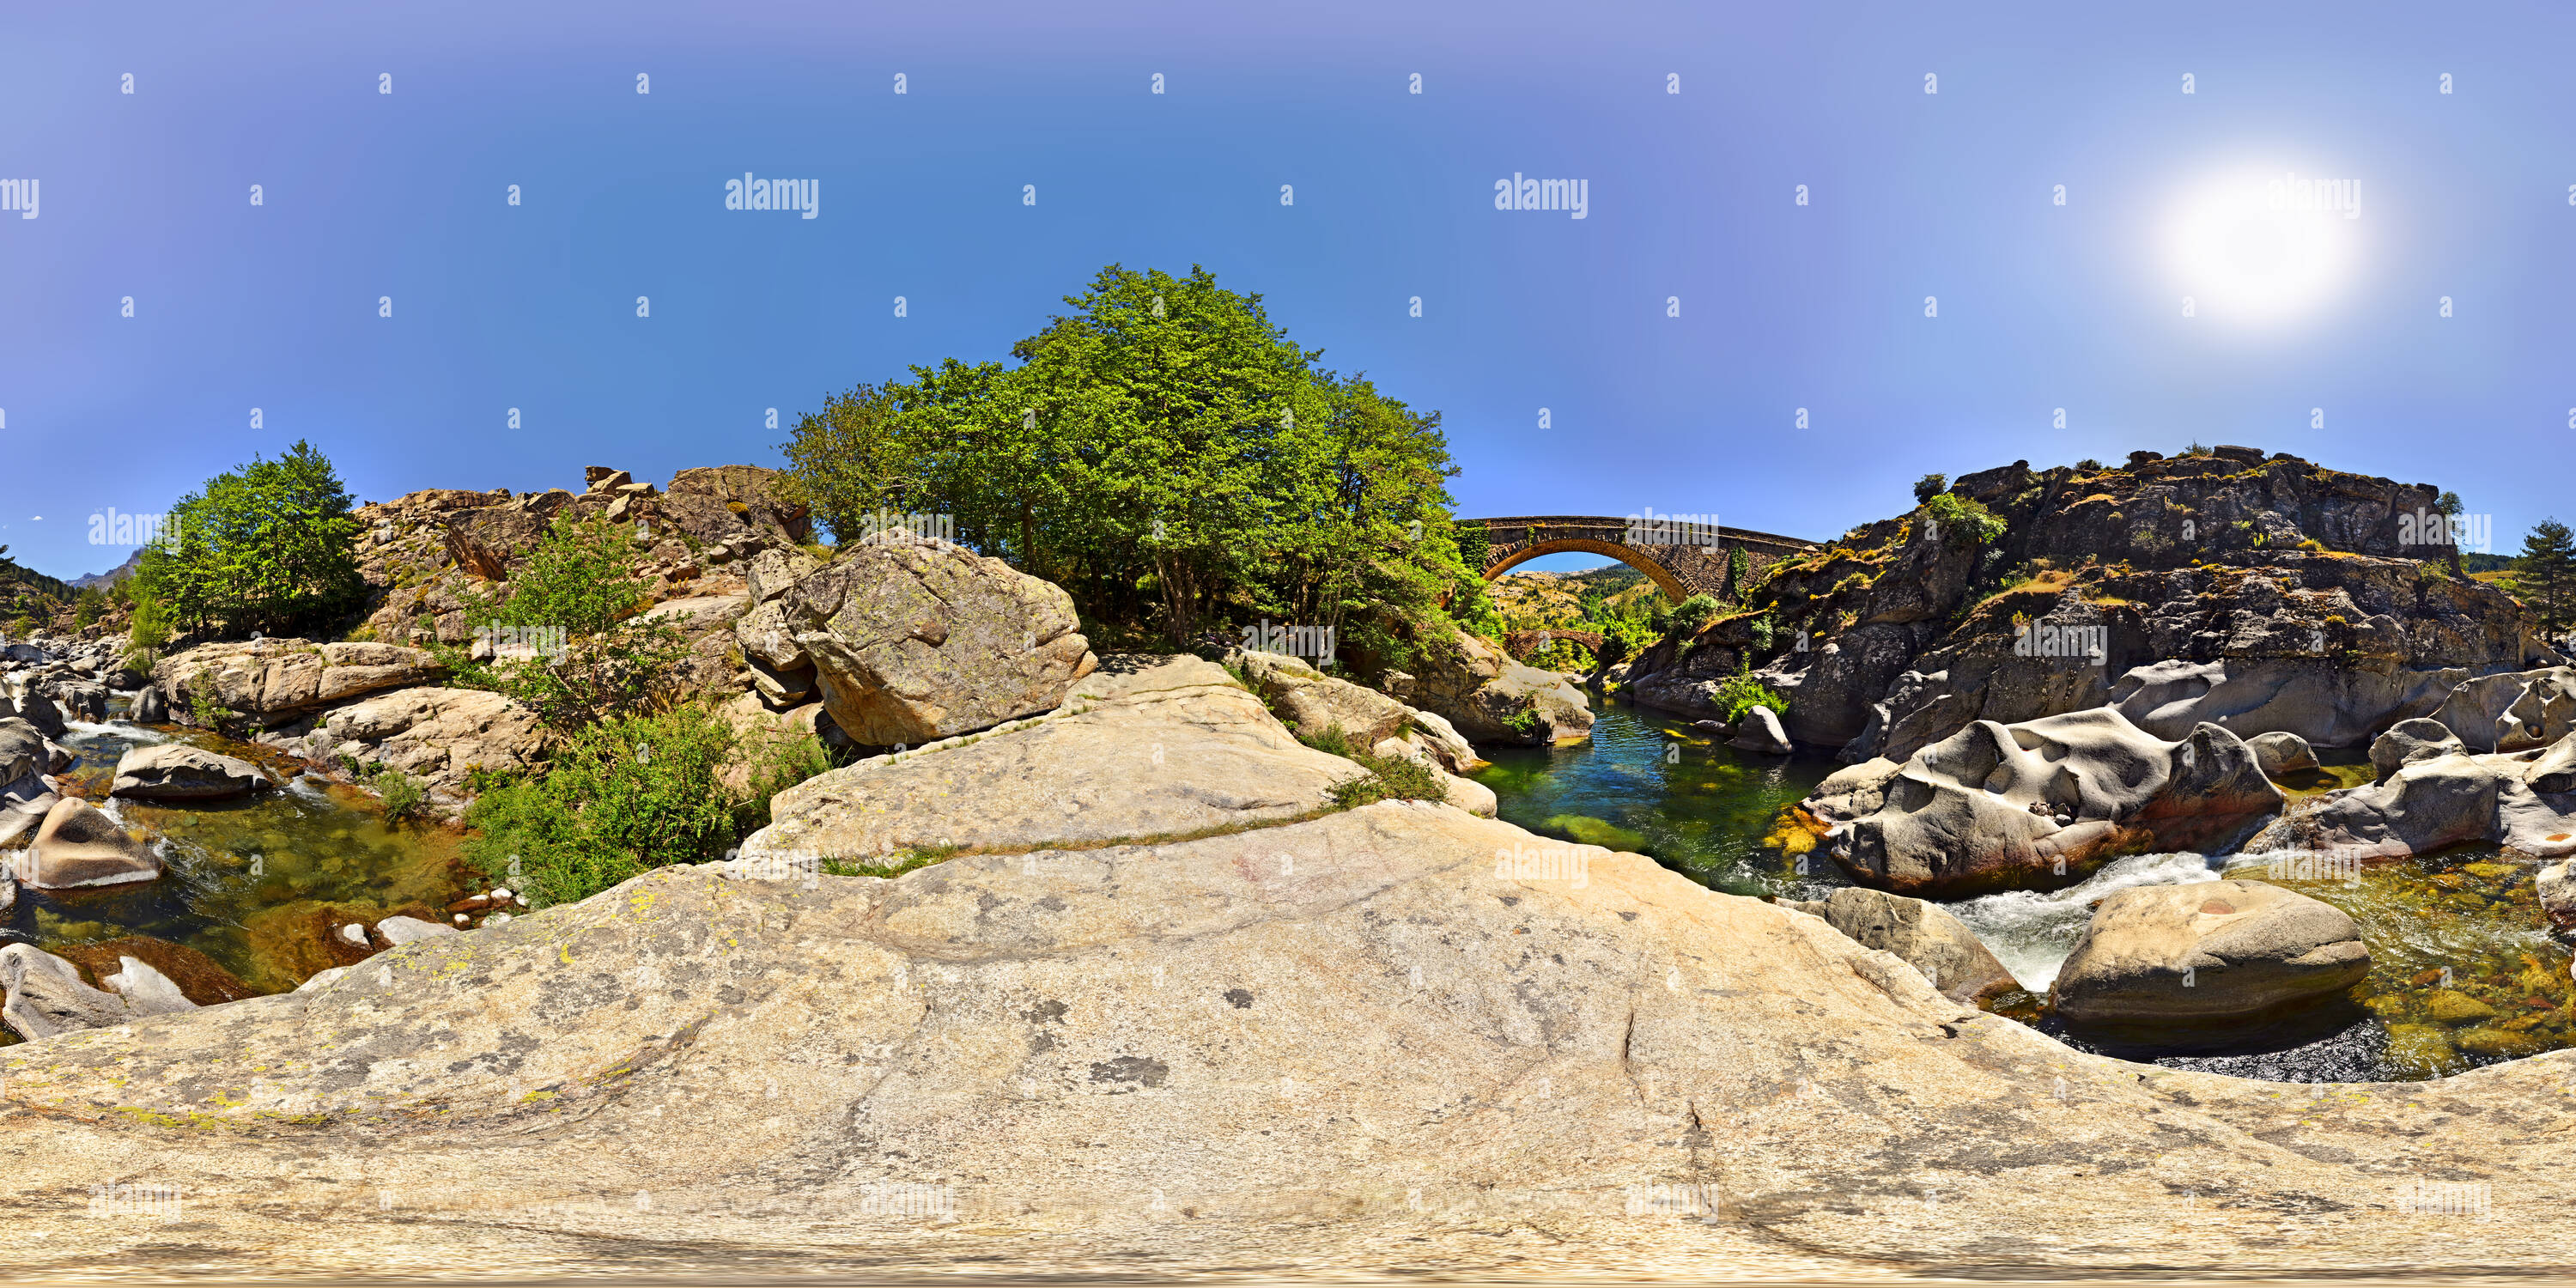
[2049,879,2368,1028]
[746,655,1357,860]
[24,798,161,889]
[110,743,274,800]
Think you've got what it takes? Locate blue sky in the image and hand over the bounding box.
[4,0,2572,580]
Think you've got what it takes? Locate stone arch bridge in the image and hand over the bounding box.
[1461,516,1821,601]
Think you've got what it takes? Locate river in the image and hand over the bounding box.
[1471,701,2574,1083]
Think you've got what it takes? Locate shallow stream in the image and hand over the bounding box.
[2,701,473,1036]
[1470,701,2574,1083]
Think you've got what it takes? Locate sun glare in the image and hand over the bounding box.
[2167,167,2361,325]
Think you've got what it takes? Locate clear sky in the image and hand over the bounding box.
[4,0,2572,580]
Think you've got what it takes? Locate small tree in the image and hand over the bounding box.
[1912,473,1948,503]
[1722,545,1750,602]
[2516,518,2575,635]
[136,440,364,638]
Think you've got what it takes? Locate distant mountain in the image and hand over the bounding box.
[69,550,144,590]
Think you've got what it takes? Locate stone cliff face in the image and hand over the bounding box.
[1624,448,2550,759]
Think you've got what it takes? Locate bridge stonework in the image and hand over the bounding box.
[1461,516,1821,602]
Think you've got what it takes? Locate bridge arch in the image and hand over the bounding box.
[1461,516,1821,604]
[1484,538,1692,601]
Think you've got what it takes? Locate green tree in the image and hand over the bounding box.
[449,515,690,730]
[2434,490,2466,577]
[1912,473,1947,503]
[777,381,914,544]
[73,586,106,628]
[1722,545,1750,602]
[779,264,1470,653]
[135,440,364,638]
[2515,518,2575,634]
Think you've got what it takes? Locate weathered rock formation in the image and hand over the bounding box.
[1231,648,1481,774]
[8,775,2576,1276]
[1384,628,1593,746]
[2429,665,2576,753]
[22,798,161,889]
[110,743,275,800]
[2049,879,2369,1031]
[1626,453,2547,762]
[1805,708,2285,898]
[0,944,197,1042]
[2247,732,2576,862]
[2247,730,2318,778]
[777,540,1097,747]
[319,687,549,795]
[152,640,447,729]
[1781,887,2017,1003]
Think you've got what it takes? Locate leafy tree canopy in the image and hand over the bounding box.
[134,440,363,639]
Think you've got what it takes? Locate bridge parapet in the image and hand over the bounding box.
[1459,516,1820,600]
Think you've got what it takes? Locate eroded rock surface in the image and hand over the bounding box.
[2249,732,2576,861]
[1386,628,1592,746]
[1806,708,2284,898]
[24,797,161,889]
[320,686,547,795]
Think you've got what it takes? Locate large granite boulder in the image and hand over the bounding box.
[2371,717,2465,783]
[0,718,53,849]
[1805,708,2285,898]
[2049,879,2368,1030]
[1782,887,2017,1004]
[0,944,197,1041]
[1728,705,1794,754]
[2538,860,2576,933]
[2430,665,2576,753]
[22,798,161,889]
[110,743,275,800]
[320,687,548,795]
[2247,731,2318,778]
[745,656,1362,859]
[154,639,447,728]
[0,690,66,738]
[778,540,1097,747]
[1386,628,1592,747]
[2247,732,2576,861]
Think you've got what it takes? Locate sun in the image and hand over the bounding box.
[2166,167,2361,325]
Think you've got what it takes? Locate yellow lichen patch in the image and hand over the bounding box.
[1761,805,1829,857]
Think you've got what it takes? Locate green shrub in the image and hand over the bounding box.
[1713,668,1789,726]
[124,589,172,672]
[1323,748,1449,809]
[1501,706,1546,738]
[1912,473,1948,503]
[1921,491,2006,547]
[185,674,238,732]
[73,587,106,629]
[463,706,741,908]
[729,724,841,837]
[1668,592,1722,637]
[370,768,428,823]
